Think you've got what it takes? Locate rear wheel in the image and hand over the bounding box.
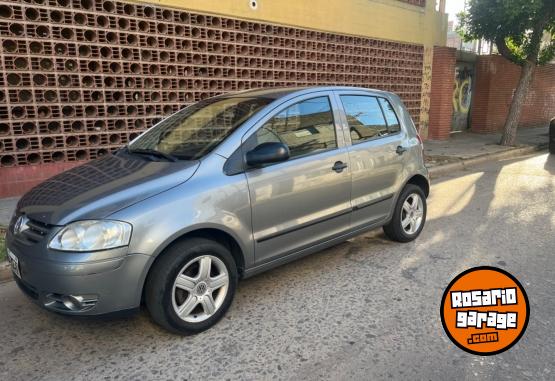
[383,184,427,242]
[145,237,238,335]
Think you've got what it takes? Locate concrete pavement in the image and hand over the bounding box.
[0,152,553,380]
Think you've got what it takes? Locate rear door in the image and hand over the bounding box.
[334,91,406,229]
[243,93,352,264]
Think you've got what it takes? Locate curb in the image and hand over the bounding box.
[427,144,548,179]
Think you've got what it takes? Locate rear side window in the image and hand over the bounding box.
[378,98,401,134]
[340,95,388,143]
[340,95,401,143]
[253,96,337,159]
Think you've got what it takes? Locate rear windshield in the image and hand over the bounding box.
[128,97,273,160]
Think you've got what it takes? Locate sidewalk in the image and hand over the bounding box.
[425,125,548,164]
[0,126,549,228]
[425,126,549,177]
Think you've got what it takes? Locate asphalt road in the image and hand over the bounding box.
[1,152,554,381]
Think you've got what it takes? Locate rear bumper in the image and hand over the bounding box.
[9,248,152,316]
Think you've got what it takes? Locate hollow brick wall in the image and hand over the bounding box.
[0,0,425,195]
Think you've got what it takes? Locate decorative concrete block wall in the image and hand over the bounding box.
[0,0,426,196]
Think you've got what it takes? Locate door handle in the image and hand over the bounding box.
[396,146,407,155]
[332,161,348,173]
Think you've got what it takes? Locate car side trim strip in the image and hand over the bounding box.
[352,193,394,211]
[256,208,352,243]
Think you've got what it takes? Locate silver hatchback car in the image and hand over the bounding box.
[7,86,429,334]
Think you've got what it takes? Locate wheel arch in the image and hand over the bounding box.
[153,225,246,274]
[139,226,248,305]
[405,173,430,198]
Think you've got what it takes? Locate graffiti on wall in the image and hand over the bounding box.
[452,63,474,131]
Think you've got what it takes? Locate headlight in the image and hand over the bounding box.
[48,220,132,252]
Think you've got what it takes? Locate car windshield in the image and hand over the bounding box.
[128,96,273,160]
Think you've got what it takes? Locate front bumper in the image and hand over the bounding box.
[7,239,153,315]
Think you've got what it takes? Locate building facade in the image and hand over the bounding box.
[0,0,447,196]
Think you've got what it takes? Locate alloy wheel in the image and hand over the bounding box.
[401,193,424,235]
[171,255,229,323]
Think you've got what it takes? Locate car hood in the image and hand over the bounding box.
[16,154,200,225]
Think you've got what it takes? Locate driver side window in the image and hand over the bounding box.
[252,96,337,159]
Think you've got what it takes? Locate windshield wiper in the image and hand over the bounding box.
[127,147,178,162]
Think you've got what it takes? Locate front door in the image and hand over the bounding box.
[244,95,352,265]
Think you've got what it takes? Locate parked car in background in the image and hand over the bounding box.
[6,86,429,334]
[550,117,555,154]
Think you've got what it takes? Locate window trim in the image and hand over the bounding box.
[337,93,403,146]
[332,89,407,147]
[256,96,338,160]
[224,92,346,176]
[377,97,402,134]
[241,94,342,170]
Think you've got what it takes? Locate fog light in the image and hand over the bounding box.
[44,293,98,312]
[62,295,83,311]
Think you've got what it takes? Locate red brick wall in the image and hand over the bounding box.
[428,46,456,140]
[471,55,555,133]
[0,162,80,197]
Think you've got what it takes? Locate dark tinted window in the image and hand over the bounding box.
[379,97,401,133]
[128,97,272,160]
[253,97,337,159]
[340,95,388,143]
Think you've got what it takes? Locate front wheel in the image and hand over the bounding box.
[145,237,238,335]
[383,184,427,242]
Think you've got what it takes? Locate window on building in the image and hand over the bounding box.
[253,96,337,159]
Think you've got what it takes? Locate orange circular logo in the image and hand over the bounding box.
[440,266,529,355]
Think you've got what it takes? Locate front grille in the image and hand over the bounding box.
[12,215,53,244]
[22,219,52,243]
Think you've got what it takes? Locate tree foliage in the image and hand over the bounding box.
[457,0,555,65]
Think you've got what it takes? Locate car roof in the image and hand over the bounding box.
[221,86,390,100]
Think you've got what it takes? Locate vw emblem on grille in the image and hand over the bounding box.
[14,215,29,235]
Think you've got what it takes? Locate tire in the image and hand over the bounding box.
[145,237,238,335]
[383,184,427,242]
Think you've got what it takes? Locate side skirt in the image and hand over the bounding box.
[243,216,389,279]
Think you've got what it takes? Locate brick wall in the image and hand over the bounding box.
[428,46,456,140]
[471,55,555,133]
[0,161,80,196]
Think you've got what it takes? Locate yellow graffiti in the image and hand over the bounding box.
[453,77,472,114]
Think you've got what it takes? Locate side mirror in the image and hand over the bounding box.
[246,142,290,167]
